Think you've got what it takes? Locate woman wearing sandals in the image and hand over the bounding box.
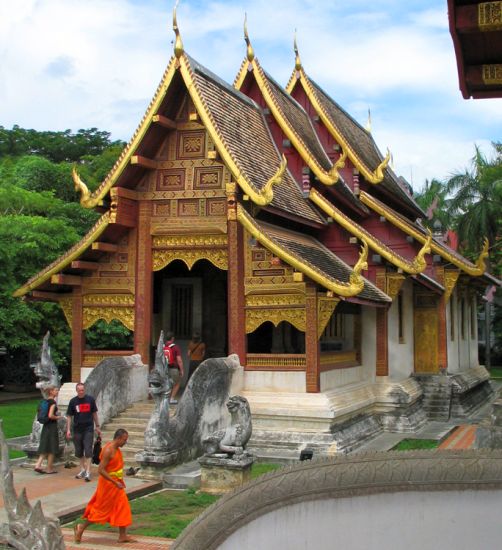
[34,386,63,474]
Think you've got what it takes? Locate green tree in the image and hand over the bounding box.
[413,178,450,231]
[444,144,502,257]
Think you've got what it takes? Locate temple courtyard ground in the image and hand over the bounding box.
[0,386,499,549]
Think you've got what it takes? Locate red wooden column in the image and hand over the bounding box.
[305,284,320,393]
[435,266,448,372]
[134,202,153,365]
[375,268,389,376]
[226,186,246,363]
[71,289,84,382]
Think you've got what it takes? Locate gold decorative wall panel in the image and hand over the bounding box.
[83,307,135,331]
[152,234,228,272]
[246,353,306,369]
[245,308,306,334]
[414,307,438,374]
[246,294,305,308]
[479,2,502,31]
[317,297,340,338]
[386,273,405,300]
[444,270,460,302]
[482,64,502,85]
[59,298,73,328]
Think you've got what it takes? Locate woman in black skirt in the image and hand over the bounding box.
[34,386,63,474]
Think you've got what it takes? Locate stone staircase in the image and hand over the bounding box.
[414,375,452,421]
[100,400,155,467]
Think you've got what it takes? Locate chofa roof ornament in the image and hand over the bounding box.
[173,0,184,59]
[244,14,255,63]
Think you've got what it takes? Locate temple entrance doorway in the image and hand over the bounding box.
[152,259,227,374]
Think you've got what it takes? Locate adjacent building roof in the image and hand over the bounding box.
[448,0,502,99]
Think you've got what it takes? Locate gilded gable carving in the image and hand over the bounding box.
[194,166,223,189]
[157,168,185,191]
[177,199,200,216]
[177,130,206,159]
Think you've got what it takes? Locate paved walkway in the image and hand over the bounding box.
[60,528,173,549]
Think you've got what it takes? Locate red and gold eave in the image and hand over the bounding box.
[448,0,502,99]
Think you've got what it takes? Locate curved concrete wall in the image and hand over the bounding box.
[173,450,502,550]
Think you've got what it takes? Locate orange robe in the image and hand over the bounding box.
[83,443,132,527]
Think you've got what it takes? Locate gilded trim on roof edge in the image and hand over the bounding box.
[286,68,390,184]
[79,59,178,208]
[234,55,341,185]
[309,188,430,274]
[180,56,284,206]
[13,212,111,297]
[360,191,488,276]
[237,204,367,297]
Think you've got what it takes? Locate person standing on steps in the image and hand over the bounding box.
[66,382,101,482]
[34,386,63,474]
[73,428,135,544]
[163,331,184,404]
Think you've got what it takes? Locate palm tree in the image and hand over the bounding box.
[445,144,502,260]
[414,178,450,231]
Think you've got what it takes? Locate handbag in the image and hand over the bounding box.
[92,436,102,465]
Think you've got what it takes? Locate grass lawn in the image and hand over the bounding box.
[392,438,439,451]
[489,367,502,379]
[0,398,39,459]
[70,462,282,539]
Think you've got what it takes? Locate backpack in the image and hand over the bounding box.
[163,343,176,366]
[37,399,50,425]
[92,436,102,465]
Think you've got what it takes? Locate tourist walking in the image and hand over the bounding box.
[163,331,184,404]
[34,386,63,474]
[73,428,135,544]
[66,382,101,482]
[187,332,206,381]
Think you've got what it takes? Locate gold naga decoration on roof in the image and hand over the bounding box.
[72,167,103,208]
[286,42,390,185]
[237,204,368,297]
[360,190,489,276]
[309,188,431,274]
[235,29,344,186]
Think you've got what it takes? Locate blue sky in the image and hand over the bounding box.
[1,0,501,191]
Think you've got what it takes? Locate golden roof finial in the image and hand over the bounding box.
[244,13,255,63]
[475,237,489,272]
[294,30,302,72]
[173,0,184,59]
[365,108,372,133]
[72,166,101,208]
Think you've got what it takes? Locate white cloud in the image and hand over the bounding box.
[0,0,499,194]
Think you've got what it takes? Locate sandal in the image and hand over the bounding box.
[34,468,45,474]
[45,471,58,474]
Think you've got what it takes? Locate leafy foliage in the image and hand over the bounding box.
[0,126,124,382]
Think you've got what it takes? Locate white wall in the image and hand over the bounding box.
[360,306,376,373]
[388,280,414,380]
[219,490,502,550]
[447,288,460,372]
[469,293,479,368]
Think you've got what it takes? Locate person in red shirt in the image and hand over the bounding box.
[163,332,184,404]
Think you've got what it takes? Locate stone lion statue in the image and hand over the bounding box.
[202,395,252,456]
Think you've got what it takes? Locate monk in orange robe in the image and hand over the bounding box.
[74,428,135,543]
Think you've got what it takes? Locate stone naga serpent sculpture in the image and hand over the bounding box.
[144,331,173,451]
[0,421,65,550]
[202,395,252,456]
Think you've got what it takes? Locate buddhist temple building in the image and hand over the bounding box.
[15,12,500,454]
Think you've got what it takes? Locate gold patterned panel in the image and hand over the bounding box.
[386,273,406,300]
[153,235,227,248]
[246,293,305,307]
[156,169,185,191]
[177,199,200,216]
[194,166,223,189]
[317,297,340,338]
[443,270,460,302]
[413,307,438,374]
[246,308,306,334]
[152,249,228,271]
[83,307,135,331]
[83,294,135,307]
[246,353,306,369]
[482,64,502,85]
[177,130,206,159]
[59,298,73,328]
[320,350,357,366]
[479,2,502,31]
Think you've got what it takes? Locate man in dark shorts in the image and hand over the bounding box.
[66,383,101,482]
[163,331,184,404]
